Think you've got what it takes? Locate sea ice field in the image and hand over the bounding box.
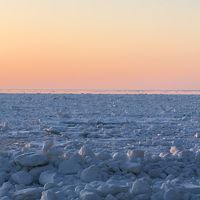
[1,94,200,199]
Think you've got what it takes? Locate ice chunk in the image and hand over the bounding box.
[164,189,183,200]
[81,165,102,183]
[39,171,57,186]
[127,150,144,161]
[119,162,141,174]
[79,145,95,158]
[11,171,33,185]
[80,190,102,200]
[0,173,9,186]
[170,146,179,155]
[105,194,117,200]
[41,190,57,200]
[15,153,48,167]
[131,179,152,195]
[58,158,81,175]
[13,187,43,200]
[42,140,54,154]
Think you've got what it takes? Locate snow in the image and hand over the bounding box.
[1,94,200,199]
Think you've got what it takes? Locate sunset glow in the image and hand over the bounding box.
[1,0,200,90]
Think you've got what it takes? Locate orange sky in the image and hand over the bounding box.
[0,1,200,90]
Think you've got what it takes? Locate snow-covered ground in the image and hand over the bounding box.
[1,94,200,199]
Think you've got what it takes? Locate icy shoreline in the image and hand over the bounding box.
[1,141,200,200]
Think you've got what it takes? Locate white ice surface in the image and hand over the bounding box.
[0,94,200,199]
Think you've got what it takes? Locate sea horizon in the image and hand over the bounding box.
[1,89,200,95]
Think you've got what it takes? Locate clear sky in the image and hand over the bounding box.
[1,0,200,90]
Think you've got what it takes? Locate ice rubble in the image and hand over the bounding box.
[0,141,200,200]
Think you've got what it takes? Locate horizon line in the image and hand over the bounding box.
[1,88,200,95]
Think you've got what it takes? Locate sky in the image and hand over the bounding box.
[0,0,200,90]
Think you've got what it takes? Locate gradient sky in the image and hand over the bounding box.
[1,0,200,90]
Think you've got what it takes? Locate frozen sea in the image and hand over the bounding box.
[1,91,200,199]
[1,91,200,153]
